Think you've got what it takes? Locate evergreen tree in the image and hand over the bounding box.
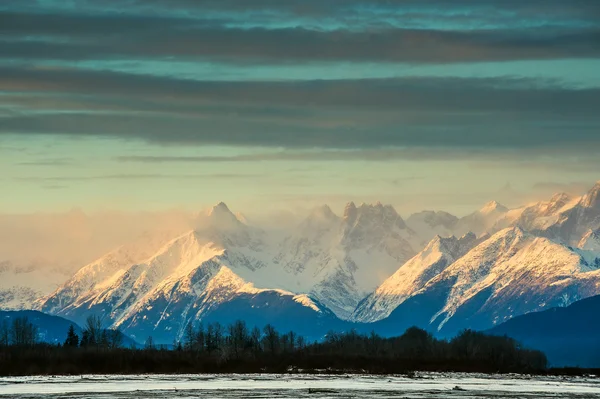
[80,330,90,347]
[84,315,102,347]
[64,325,79,347]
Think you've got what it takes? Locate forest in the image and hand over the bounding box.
[0,316,548,376]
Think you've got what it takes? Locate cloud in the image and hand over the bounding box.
[42,184,69,190]
[1,7,600,64]
[13,173,261,182]
[111,149,600,174]
[16,158,74,166]
[1,66,600,150]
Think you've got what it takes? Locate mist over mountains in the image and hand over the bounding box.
[2,181,600,356]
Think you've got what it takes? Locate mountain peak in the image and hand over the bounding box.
[205,202,243,227]
[495,226,527,243]
[341,202,407,234]
[550,192,572,203]
[480,200,508,215]
[581,181,600,208]
[309,204,337,219]
[303,205,339,228]
[343,201,358,220]
[210,202,232,215]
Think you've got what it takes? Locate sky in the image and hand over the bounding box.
[2,0,600,217]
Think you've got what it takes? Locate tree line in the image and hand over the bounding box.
[0,317,548,376]
[0,316,39,346]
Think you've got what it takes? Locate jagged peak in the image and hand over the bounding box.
[198,202,244,229]
[460,231,477,241]
[490,226,527,243]
[352,202,404,226]
[579,228,600,251]
[427,234,445,246]
[303,204,339,228]
[353,202,399,215]
[408,210,458,227]
[209,202,233,216]
[343,201,357,220]
[581,181,600,208]
[424,234,460,252]
[480,200,508,215]
[549,192,572,203]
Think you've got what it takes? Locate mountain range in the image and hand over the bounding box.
[2,181,600,350]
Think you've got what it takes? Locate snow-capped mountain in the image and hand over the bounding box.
[404,201,509,246]
[453,201,509,237]
[0,207,195,311]
[0,260,73,310]
[37,201,422,340]
[351,232,483,323]
[508,182,600,245]
[371,227,600,337]
[27,180,600,342]
[272,202,418,318]
[38,203,352,341]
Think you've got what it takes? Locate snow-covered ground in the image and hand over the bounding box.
[1,373,600,398]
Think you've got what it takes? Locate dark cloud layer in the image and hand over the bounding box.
[1,65,599,149]
[1,10,599,63]
[1,0,599,152]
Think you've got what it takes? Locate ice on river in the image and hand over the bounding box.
[1,373,600,398]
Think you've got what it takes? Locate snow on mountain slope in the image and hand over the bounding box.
[37,204,339,342]
[579,229,600,252]
[351,232,482,323]
[112,262,335,343]
[36,228,186,313]
[375,227,600,337]
[39,200,420,340]
[508,182,600,245]
[35,182,600,341]
[511,193,579,232]
[453,201,509,237]
[0,260,72,310]
[271,202,418,318]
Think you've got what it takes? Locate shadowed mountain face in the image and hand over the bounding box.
[0,310,81,344]
[487,294,600,367]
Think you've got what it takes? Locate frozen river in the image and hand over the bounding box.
[2,373,600,398]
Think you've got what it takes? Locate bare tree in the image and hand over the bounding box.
[144,336,154,350]
[10,317,38,346]
[227,320,248,359]
[183,322,194,351]
[262,324,279,354]
[84,315,103,347]
[108,329,123,349]
[0,320,9,346]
